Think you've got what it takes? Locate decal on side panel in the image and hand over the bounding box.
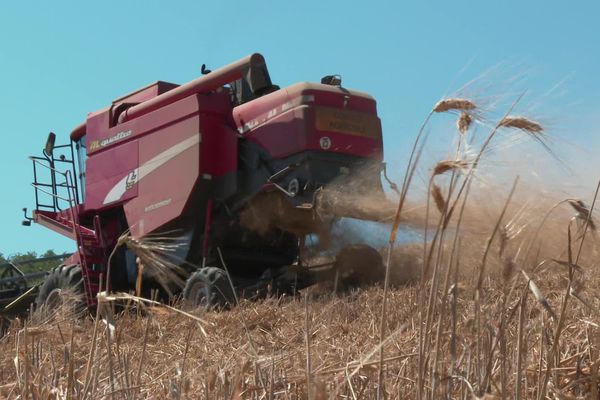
[103,134,200,205]
[89,130,133,151]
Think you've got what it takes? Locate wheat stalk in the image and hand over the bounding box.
[433,98,477,113]
[379,96,446,399]
[431,184,446,213]
[498,116,543,133]
[568,199,597,231]
[521,270,556,320]
[457,112,473,134]
[433,160,469,176]
[540,180,600,398]
[123,234,190,296]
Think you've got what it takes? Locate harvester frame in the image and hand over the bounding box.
[23,53,388,310]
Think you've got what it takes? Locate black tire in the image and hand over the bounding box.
[333,245,385,290]
[183,267,235,309]
[34,264,85,312]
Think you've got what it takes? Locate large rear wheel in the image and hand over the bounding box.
[34,264,85,313]
[183,267,235,309]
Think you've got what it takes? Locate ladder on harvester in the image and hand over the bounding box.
[29,140,104,307]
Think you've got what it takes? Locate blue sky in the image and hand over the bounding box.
[0,1,599,255]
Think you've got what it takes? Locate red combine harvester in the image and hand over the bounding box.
[23,53,388,309]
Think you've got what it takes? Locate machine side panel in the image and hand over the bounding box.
[307,106,383,160]
[199,113,238,178]
[83,92,233,213]
[243,107,306,159]
[85,139,139,210]
[123,117,201,238]
[241,105,383,160]
[86,92,230,155]
[233,84,383,161]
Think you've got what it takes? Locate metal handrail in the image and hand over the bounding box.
[30,183,73,203]
[30,156,78,210]
[28,142,96,305]
[30,157,69,177]
[30,160,86,241]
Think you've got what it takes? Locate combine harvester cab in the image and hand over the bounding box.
[23,53,390,311]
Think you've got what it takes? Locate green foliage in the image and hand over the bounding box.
[0,250,69,291]
[3,250,67,274]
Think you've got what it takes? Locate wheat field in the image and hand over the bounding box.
[3,90,600,399]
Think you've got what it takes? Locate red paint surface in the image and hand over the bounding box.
[233,82,383,161]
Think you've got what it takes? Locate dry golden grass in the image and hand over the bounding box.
[2,249,600,399]
[3,189,600,399]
